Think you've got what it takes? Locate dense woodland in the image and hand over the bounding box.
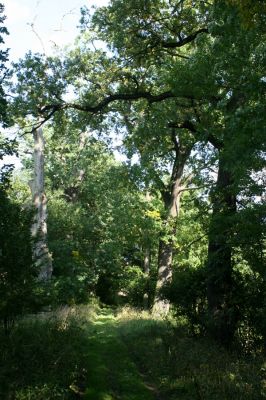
[0,1,265,399]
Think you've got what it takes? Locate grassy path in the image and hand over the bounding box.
[0,306,264,399]
[83,308,158,400]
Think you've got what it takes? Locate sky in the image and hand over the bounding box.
[1,0,130,167]
[3,0,109,62]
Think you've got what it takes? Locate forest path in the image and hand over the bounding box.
[83,308,161,400]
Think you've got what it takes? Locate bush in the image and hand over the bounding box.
[163,262,265,351]
[0,306,92,399]
[163,266,207,334]
[231,265,265,352]
[120,265,149,308]
[0,188,40,332]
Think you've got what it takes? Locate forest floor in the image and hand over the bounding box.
[0,304,265,400]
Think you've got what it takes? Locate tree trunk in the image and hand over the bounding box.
[143,246,150,309]
[152,155,185,317]
[142,190,151,309]
[30,128,52,280]
[152,239,174,316]
[207,154,237,344]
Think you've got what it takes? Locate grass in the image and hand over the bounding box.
[116,308,266,400]
[0,304,265,399]
[83,308,154,400]
[0,305,93,399]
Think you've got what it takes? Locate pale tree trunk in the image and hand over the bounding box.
[30,128,52,280]
[152,143,190,317]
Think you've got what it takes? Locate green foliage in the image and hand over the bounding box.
[234,204,266,277]
[119,265,148,307]
[0,155,40,329]
[164,259,265,351]
[0,187,38,327]
[163,266,207,333]
[0,134,17,187]
[89,0,210,64]
[10,53,66,125]
[41,126,159,306]
[47,196,97,305]
[226,0,266,27]
[232,260,265,352]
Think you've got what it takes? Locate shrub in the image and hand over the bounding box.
[0,188,39,332]
[162,265,207,334]
[120,265,149,308]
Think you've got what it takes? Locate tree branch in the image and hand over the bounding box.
[179,184,212,193]
[64,91,175,113]
[184,234,208,249]
[39,91,176,122]
[169,120,223,150]
[170,128,180,154]
[161,28,208,48]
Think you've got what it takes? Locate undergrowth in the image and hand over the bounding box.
[0,304,265,400]
[0,304,98,400]
[117,307,266,400]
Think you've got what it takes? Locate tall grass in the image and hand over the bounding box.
[117,308,266,400]
[0,305,98,400]
[0,305,265,400]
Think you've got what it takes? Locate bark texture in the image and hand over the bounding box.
[152,141,190,316]
[31,128,52,280]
